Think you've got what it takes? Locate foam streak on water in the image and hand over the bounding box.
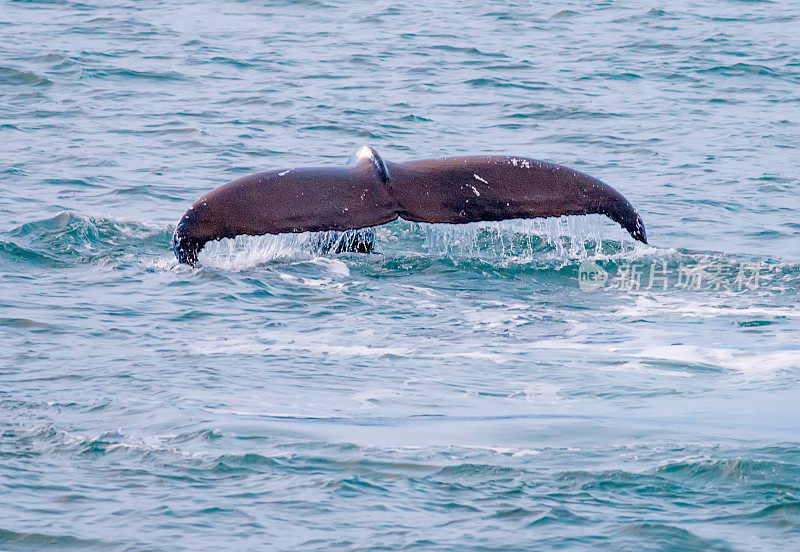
[1,1,799,550]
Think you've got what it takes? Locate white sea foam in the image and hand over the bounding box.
[192,334,415,358]
[521,336,799,376]
[198,233,316,270]
[145,256,180,271]
[614,295,800,320]
[307,257,351,277]
[168,215,667,273]
[415,216,670,265]
[418,217,609,260]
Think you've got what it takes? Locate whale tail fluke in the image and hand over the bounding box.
[173,149,647,265]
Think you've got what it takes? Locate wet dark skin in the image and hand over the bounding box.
[173,146,647,266]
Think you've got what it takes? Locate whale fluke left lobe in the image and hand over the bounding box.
[172,153,397,265]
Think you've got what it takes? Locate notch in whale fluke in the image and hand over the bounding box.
[172,147,648,265]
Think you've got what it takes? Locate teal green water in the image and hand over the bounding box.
[1,1,799,550]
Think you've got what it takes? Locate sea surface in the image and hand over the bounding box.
[1,1,799,550]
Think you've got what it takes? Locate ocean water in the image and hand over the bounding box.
[1,0,799,549]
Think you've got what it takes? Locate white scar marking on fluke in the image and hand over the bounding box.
[278,169,292,176]
[471,174,485,196]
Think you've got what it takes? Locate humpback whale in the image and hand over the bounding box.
[173,146,647,265]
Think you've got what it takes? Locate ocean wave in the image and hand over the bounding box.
[656,457,800,485]
[0,528,122,552]
[614,523,729,551]
[695,63,786,78]
[0,65,52,86]
[5,211,171,267]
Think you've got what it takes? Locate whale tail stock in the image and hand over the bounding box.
[173,147,647,265]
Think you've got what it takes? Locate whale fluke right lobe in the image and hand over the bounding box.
[386,156,646,244]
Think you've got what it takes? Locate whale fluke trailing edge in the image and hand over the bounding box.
[173,146,647,265]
